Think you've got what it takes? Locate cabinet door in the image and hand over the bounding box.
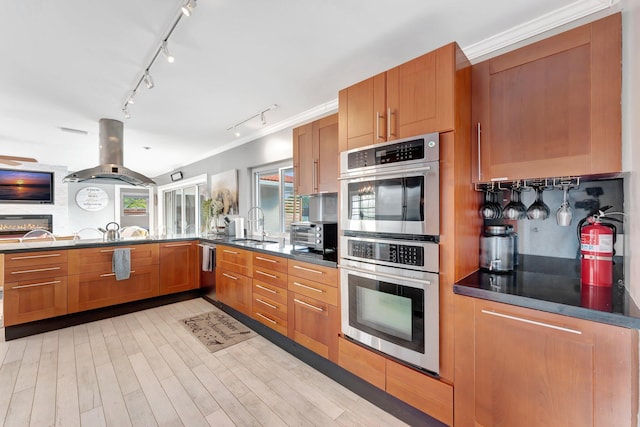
[287,292,339,362]
[159,241,197,295]
[471,13,621,182]
[293,122,314,195]
[216,245,252,276]
[216,268,252,316]
[387,44,455,138]
[454,295,637,427]
[312,114,339,193]
[3,276,68,326]
[338,73,386,151]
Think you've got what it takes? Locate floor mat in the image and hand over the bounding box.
[180,308,256,352]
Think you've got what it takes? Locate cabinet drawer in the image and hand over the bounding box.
[253,302,287,336]
[253,279,287,305]
[252,266,287,288]
[288,259,337,287]
[217,245,252,276]
[287,275,338,306]
[4,250,68,268]
[252,252,287,273]
[68,244,159,274]
[3,276,68,326]
[5,258,68,282]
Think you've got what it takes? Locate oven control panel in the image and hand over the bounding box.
[348,240,424,267]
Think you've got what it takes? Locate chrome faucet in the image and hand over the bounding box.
[247,206,266,241]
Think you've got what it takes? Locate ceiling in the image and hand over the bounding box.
[0,0,613,178]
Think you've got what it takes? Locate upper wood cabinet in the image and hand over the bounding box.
[471,13,622,183]
[338,43,460,152]
[293,113,339,195]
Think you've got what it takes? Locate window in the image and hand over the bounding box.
[157,174,207,235]
[252,162,295,235]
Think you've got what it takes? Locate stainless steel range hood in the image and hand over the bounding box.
[63,118,155,187]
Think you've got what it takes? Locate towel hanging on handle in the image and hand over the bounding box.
[112,248,131,280]
[201,245,216,271]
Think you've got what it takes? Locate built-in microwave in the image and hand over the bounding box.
[339,133,439,237]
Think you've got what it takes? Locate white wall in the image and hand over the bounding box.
[66,182,118,233]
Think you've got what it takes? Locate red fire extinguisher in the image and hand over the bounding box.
[577,206,619,287]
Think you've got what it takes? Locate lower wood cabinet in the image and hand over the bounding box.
[216,268,252,316]
[454,295,638,427]
[3,276,68,326]
[159,241,198,295]
[252,279,287,335]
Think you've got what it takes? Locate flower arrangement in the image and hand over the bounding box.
[203,198,225,233]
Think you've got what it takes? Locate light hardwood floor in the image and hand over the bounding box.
[0,298,408,426]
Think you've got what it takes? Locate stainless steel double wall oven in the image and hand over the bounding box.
[339,132,441,374]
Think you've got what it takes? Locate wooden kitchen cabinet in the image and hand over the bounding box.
[216,245,253,315]
[159,240,198,295]
[471,13,621,182]
[338,43,461,152]
[287,259,339,362]
[293,113,339,195]
[251,252,288,334]
[454,295,638,427]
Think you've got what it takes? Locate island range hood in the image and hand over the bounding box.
[63,118,155,187]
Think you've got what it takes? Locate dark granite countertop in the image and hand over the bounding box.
[454,255,640,329]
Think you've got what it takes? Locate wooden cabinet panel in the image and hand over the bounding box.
[253,279,287,305]
[216,268,252,316]
[252,252,288,274]
[454,295,638,427]
[216,245,252,277]
[339,73,387,151]
[287,292,339,362]
[337,336,386,390]
[287,275,337,306]
[159,241,197,295]
[312,114,339,193]
[4,250,68,283]
[67,264,159,313]
[252,266,287,289]
[3,276,67,326]
[287,259,337,287]
[68,243,159,274]
[471,13,621,182]
[252,291,287,336]
[293,122,314,195]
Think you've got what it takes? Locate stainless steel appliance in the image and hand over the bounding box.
[479,225,518,272]
[339,133,439,237]
[308,193,338,223]
[291,222,337,253]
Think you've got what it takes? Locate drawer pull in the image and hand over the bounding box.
[255,284,277,294]
[255,312,277,325]
[292,265,323,275]
[256,270,277,279]
[481,310,582,335]
[12,266,61,275]
[11,253,61,260]
[294,298,324,312]
[293,281,323,293]
[100,270,136,277]
[255,298,277,309]
[222,273,238,281]
[255,256,277,263]
[12,280,61,290]
[163,243,192,247]
[100,248,136,253]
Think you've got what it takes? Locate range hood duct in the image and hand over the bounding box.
[63,119,155,187]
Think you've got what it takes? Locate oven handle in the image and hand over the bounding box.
[338,166,433,180]
[338,264,432,286]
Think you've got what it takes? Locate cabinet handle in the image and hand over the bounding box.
[255,256,277,263]
[292,265,323,275]
[223,249,239,255]
[313,159,318,193]
[256,270,277,279]
[294,298,324,312]
[477,122,482,182]
[255,284,277,294]
[255,298,278,310]
[11,253,61,260]
[100,248,136,253]
[256,312,278,325]
[387,108,396,139]
[12,280,61,290]
[100,270,136,277]
[293,281,323,293]
[375,111,385,141]
[481,310,582,335]
[11,266,61,275]
[222,273,238,281]
[163,243,192,247]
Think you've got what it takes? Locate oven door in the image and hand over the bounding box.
[339,263,439,374]
[339,165,439,236]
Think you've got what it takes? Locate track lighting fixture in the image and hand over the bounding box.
[143,71,154,89]
[162,41,175,63]
[122,107,131,119]
[227,104,278,137]
[181,0,197,17]
[127,90,136,105]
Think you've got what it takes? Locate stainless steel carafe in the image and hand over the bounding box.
[480,225,518,272]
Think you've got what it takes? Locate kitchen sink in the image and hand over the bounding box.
[231,238,278,245]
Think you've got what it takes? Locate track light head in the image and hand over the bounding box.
[143,71,154,89]
[127,90,136,105]
[122,107,131,119]
[162,41,175,63]
[181,0,197,16]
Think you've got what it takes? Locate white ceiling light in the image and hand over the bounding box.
[143,71,154,89]
[227,104,278,137]
[181,0,197,17]
[162,41,175,63]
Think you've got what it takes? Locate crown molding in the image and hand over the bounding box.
[462,0,620,61]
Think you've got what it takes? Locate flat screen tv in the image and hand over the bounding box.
[0,169,54,204]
